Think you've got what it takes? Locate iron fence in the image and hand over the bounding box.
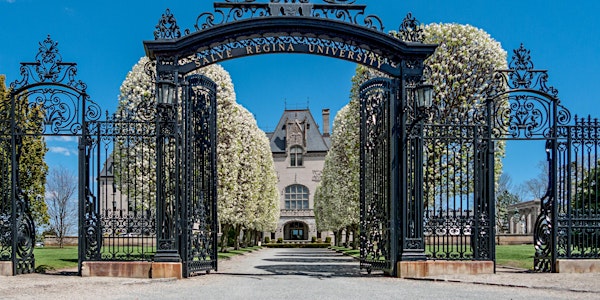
[556,116,600,259]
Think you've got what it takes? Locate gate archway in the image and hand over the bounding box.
[142,0,436,277]
[485,45,600,273]
[1,36,101,275]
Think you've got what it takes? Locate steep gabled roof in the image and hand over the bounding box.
[268,109,329,153]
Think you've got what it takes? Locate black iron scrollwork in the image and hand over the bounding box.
[9,36,101,135]
[488,44,571,139]
[154,9,182,40]
[360,77,393,274]
[398,13,424,43]
[11,36,86,92]
[189,0,384,33]
[533,143,554,272]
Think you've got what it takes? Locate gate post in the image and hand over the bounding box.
[154,57,182,263]
[398,61,428,264]
[388,78,401,275]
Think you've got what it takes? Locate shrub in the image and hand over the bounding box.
[277,237,283,243]
[325,236,332,244]
[311,236,317,243]
[264,237,270,244]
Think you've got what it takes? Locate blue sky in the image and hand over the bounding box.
[1,0,599,195]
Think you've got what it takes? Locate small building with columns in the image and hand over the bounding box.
[508,199,541,235]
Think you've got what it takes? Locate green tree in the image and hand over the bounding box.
[574,161,599,210]
[496,174,520,236]
[0,75,49,226]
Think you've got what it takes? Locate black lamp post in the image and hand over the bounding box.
[401,82,434,263]
[154,78,181,263]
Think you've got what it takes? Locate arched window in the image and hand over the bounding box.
[289,145,303,167]
[284,184,309,210]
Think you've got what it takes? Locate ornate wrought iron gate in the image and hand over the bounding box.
[3,36,102,274]
[359,78,397,274]
[555,117,600,267]
[179,74,218,276]
[421,120,495,261]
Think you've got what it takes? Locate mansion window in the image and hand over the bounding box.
[284,184,309,210]
[289,145,303,167]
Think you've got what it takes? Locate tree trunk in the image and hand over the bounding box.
[345,226,350,247]
[220,224,231,253]
[234,225,242,250]
[352,224,359,250]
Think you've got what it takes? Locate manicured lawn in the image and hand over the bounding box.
[34,246,78,272]
[496,244,535,270]
[330,246,360,258]
[33,245,263,272]
[218,246,262,259]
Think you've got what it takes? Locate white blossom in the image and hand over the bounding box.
[116,57,279,233]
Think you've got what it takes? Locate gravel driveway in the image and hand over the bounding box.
[0,248,597,299]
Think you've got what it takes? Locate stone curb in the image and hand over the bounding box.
[404,276,598,294]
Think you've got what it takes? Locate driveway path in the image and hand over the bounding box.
[0,248,597,299]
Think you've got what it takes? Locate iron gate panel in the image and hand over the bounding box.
[360,77,395,273]
[180,74,218,277]
[422,122,494,260]
[0,97,12,264]
[556,117,600,260]
[4,36,103,274]
[81,114,158,264]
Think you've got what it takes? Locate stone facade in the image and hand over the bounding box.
[264,108,331,242]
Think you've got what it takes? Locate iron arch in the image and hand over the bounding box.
[144,14,436,77]
[143,1,437,277]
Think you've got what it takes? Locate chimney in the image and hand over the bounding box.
[322,108,330,137]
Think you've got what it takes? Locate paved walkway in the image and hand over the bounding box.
[417,265,600,294]
[0,248,598,299]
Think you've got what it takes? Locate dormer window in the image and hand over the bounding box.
[290,145,303,167]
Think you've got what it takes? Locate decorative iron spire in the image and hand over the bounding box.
[398,13,424,43]
[154,9,181,40]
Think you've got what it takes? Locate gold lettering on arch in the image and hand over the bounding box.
[195,41,391,71]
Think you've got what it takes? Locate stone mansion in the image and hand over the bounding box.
[264,108,331,242]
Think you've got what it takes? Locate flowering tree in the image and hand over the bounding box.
[419,24,507,208]
[117,58,279,250]
[316,23,507,241]
[314,65,380,246]
[220,104,279,249]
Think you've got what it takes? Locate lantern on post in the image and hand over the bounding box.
[415,83,434,110]
[157,80,176,108]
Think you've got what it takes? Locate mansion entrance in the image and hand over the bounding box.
[284,222,308,241]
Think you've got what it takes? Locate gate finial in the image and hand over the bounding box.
[154,9,182,40]
[398,13,424,43]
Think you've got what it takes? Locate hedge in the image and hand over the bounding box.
[262,243,331,248]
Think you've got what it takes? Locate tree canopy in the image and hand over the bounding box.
[0,75,49,226]
[316,23,508,232]
[117,58,279,245]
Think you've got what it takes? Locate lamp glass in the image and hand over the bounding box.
[416,84,433,108]
[159,81,175,105]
